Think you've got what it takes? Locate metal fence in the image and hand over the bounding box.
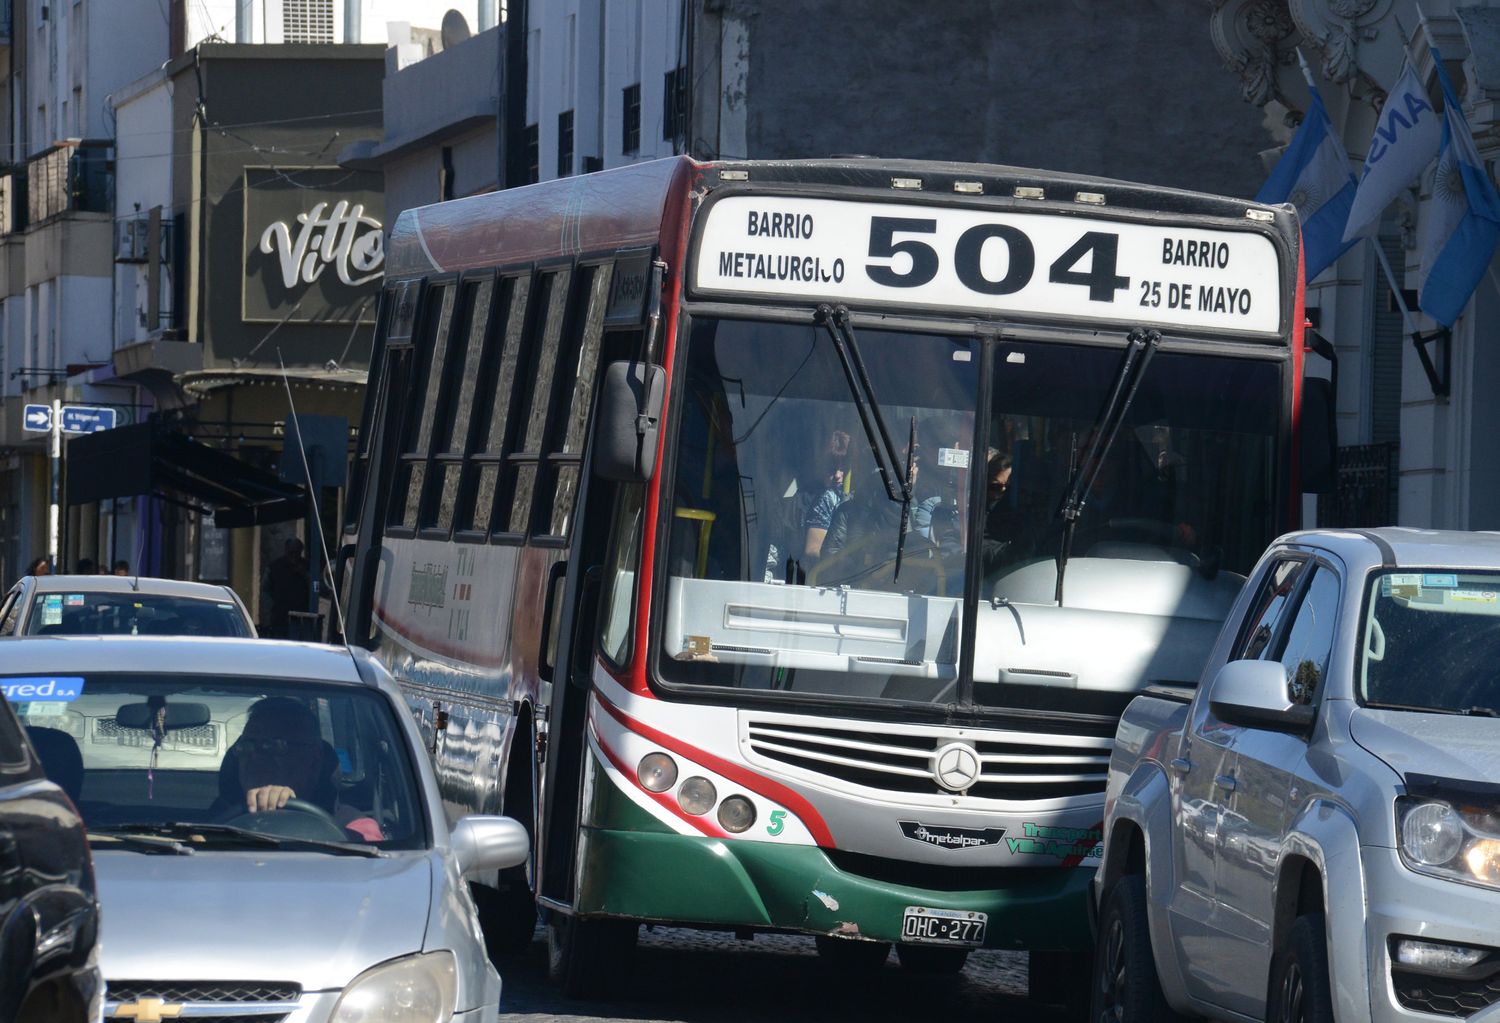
[1318,442,1399,528]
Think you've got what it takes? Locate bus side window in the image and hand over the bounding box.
[504,269,574,537]
[422,276,498,537]
[536,263,612,539]
[598,484,645,667]
[389,282,458,532]
[457,274,530,538]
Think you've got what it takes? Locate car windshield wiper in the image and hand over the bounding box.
[1363,700,1462,715]
[815,304,915,578]
[86,829,195,856]
[96,821,383,857]
[1054,327,1160,605]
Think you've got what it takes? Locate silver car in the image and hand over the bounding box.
[1095,527,1500,1022]
[2,636,527,1023]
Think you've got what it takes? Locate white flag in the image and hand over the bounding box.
[1343,64,1442,242]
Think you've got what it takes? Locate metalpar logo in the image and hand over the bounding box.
[898,820,1007,850]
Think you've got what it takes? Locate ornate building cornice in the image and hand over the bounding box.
[1209,0,1304,114]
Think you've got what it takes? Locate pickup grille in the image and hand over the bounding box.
[742,715,1111,802]
[1393,968,1500,1018]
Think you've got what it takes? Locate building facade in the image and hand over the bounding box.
[1209,0,1500,529]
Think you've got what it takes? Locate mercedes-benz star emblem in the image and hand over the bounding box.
[932,742,981,792]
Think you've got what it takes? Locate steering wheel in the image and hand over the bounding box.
[225,797,346,841]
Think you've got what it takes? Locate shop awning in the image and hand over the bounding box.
[67,421,305,526]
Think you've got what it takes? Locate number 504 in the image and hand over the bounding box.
[865,216,1129,303]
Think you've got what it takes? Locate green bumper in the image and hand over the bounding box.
[575,771,1093,951]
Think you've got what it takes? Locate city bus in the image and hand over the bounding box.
[338,155,1328,1006]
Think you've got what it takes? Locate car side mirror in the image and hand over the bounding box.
[593,361,665,482]
[1208,659,1315,736]
[450,815,529,875]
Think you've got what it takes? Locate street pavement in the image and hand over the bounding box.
[499,924,1084,1021]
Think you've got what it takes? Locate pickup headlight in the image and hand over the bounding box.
[330,951,457,1023]
[1397,796,1500,889]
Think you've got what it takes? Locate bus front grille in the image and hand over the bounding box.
[741,715,1111,802]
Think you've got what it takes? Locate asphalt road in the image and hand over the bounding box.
[499,925,1085,1022]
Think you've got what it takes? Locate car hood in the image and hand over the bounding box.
[1350,707,1500,784]
[94,849,432,991]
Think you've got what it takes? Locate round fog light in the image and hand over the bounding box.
[678,776,717,815]
[637,752,678,793]
[717,795,757,833]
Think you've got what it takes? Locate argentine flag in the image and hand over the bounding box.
[1418,49,1500,327]
[1257,83,1358,281]
[1344,63,1442,242]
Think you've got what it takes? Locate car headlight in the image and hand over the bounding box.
[330,951,457,1023]
[1397,796,1500,890]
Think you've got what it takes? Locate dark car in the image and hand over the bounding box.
[0,686,102,1022]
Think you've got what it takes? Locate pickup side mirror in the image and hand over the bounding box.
[1208,659,1316,736]
[450,815,530,875]
[593,361,666,482]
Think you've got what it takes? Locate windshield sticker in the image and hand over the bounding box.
[17,701,64,717]
[217,603,235,610]
[64,594,85,606]
[1385,574,1422,599]
[1423,574,1460,588]
[40,595,62,626]
[937,447,971,469]
[2,677,84,703]
[1451,589,1498,605]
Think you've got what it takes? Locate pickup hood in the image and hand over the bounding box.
[94,850,432,991]
[1350,707,1500,784]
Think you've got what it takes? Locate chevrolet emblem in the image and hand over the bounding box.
[113,998,184,1022]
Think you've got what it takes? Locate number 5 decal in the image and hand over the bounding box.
[767,809,787,836]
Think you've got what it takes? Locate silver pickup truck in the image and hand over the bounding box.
[1092,528,1500,1023]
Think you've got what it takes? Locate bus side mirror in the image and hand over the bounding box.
[1300,375,1337,494]
[594,361,666,482]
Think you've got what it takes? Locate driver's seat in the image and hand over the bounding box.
[214,738,341,815]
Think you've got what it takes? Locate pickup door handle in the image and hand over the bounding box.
[1214,774,1237,793]
[1169,758,1192,775]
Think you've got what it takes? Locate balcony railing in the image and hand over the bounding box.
[26,140,112,227]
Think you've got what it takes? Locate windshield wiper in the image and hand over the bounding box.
[1054,327,1161,605]
[86,829,194,855]
[815,304,915,578]
[1363,700,1462,715]
[97,821,383,857]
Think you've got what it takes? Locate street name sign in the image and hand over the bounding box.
[22,404,51,432]
[60,405,116,434]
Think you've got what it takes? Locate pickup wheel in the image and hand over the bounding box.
[1268,913,1334,1023]
[1090,874,1188,1022]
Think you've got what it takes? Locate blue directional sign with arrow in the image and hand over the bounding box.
[22,404,51,432]
[60,405,116,434]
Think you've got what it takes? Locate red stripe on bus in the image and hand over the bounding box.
[1061,817,1106,869]
[593,692,837,848]
[589,721,730,840]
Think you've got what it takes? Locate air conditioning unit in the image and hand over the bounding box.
[114,216,148,262]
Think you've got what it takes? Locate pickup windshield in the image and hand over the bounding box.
[659,316,1280,712]
[1361,571,1500,714]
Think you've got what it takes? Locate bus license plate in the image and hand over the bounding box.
[901,906,987,946]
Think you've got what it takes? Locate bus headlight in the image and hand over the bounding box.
[637,753,678,793]
[717,795,756,833]
[678,776,717,815]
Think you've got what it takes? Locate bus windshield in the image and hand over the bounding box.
[658,316,1281,712]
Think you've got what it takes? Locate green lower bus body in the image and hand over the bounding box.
[573,765,1093,951]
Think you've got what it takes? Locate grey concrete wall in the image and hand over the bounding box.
[704,0,1273,200]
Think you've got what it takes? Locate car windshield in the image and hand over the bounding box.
[1361,570,1500,714]
[25,593,250,637]
[659,316,1280,713]
[5,674,425,851]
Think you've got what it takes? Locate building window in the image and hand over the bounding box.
[663,65,688,142]
[557,110,574,178]
[284,0,334,43]
[622,83,641,154]
[524,123,540,184]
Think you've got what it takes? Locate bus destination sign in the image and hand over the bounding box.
[693,195,1283,335]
